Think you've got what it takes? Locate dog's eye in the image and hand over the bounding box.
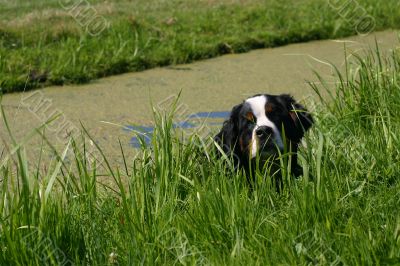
[246,112,255,123]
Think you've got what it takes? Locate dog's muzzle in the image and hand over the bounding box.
[251,126,283,158]
[255,126,273,140]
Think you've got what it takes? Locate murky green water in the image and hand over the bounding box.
[1,30,398,167]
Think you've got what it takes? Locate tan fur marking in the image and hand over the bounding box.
[265,103,274,113]
[246,112,254,122]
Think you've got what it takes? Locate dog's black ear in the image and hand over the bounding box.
[214,103,243,156]
[279,94,313,140]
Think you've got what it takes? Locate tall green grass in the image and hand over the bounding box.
[1,46,400,265]
[1,0,400,93]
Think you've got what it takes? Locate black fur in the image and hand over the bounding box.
[214,93,313,181]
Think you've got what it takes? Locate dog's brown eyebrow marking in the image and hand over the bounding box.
[246,112,255,121]
[265,103,274,113]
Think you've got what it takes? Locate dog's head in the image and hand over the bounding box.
[215,94,313,162]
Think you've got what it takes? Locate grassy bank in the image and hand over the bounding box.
[0,45,399,264]
[1,0,400,93]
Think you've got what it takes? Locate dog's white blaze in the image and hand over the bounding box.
[245,95,284,158]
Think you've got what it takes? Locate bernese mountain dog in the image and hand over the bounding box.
[214,94,313,182]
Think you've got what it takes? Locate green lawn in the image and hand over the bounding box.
[0,44,399,264]
[1,0,400,93]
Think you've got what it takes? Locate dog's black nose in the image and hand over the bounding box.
[255,126,273,139]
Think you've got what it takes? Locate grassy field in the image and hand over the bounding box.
[0,44,399,264]
[1,0,400,93]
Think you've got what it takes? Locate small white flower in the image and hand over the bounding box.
[109,252,118,264]
[295,243,307,255]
